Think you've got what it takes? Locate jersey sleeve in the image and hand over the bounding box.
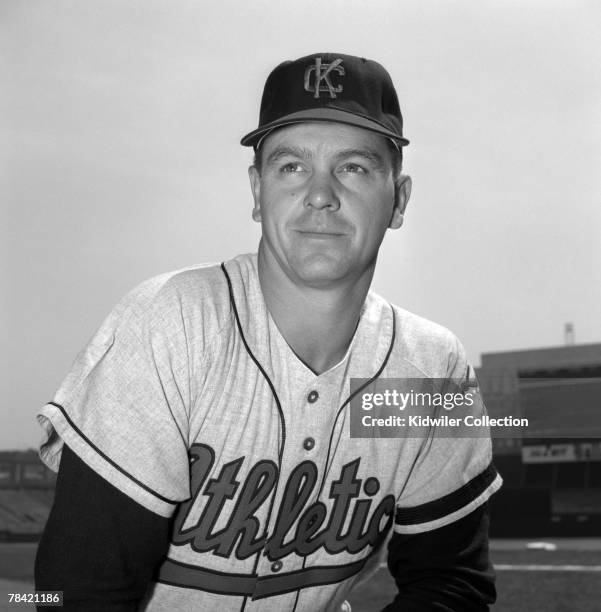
[37,280,193,517]
[35,444,171,610]
[394,336,502,535]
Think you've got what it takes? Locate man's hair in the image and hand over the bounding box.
[253,136,403,179]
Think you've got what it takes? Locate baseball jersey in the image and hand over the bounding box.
[37,252,502,612]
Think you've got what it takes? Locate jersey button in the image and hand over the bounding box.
[307,390,319,403]
[271,561,283,573]
[303,437,315,451]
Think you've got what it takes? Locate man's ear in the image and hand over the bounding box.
[389,175,412,229]
[248,165,262,222]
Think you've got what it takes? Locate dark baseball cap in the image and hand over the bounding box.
[240,53,409,148]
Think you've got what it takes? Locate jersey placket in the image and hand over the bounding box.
[245,359,345,610]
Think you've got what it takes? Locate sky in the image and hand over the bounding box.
[1,0,600,450]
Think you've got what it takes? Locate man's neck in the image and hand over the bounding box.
[257,244,375,375]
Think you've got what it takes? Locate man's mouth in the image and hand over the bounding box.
[295,229,345,238]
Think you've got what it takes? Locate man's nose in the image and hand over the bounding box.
[303,172,340,211]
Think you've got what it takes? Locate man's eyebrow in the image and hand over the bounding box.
[265,146,312,165]
[264,145,388,168]
[335,148,387,168]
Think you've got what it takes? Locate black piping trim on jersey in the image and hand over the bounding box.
[220,262,287,612]
[220,263,286,465]
[394,461,499,526]
[158,559,257,596]
[46,401,179,506]
[291,303,397,612]
[157,548,377,599]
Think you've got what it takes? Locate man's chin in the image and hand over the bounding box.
[289,256,350,288]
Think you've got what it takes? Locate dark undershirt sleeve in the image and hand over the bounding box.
[381,503,496,612]
[35,444,172,611]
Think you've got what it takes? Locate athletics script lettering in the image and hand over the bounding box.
[171,444,394,561]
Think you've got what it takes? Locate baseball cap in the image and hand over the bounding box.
[240,53,409,148]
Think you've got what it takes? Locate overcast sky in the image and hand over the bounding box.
[2,0,600,450]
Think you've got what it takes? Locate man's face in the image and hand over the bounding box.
[249,122,410,288]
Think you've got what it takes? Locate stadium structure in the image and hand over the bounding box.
[0,449,55,541]
[477,342,601,536]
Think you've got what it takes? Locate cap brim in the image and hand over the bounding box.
[240,107,409,148]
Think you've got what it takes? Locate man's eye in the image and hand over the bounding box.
[341,163,366,174]
[280,162,304,173]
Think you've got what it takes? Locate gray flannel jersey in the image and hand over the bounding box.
[38,252,502,611]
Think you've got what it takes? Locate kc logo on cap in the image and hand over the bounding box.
[304,58,345,99]
[240,52,410,149]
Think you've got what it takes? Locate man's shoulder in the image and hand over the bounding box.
[390,303,457,345]
[118,261,229,316]
[373,295,468,378]
[106,254,257,339]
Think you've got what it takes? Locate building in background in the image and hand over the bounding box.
[0,450,55,541]
[478,343,601,536]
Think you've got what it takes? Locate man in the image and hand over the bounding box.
[35,53,502,611]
